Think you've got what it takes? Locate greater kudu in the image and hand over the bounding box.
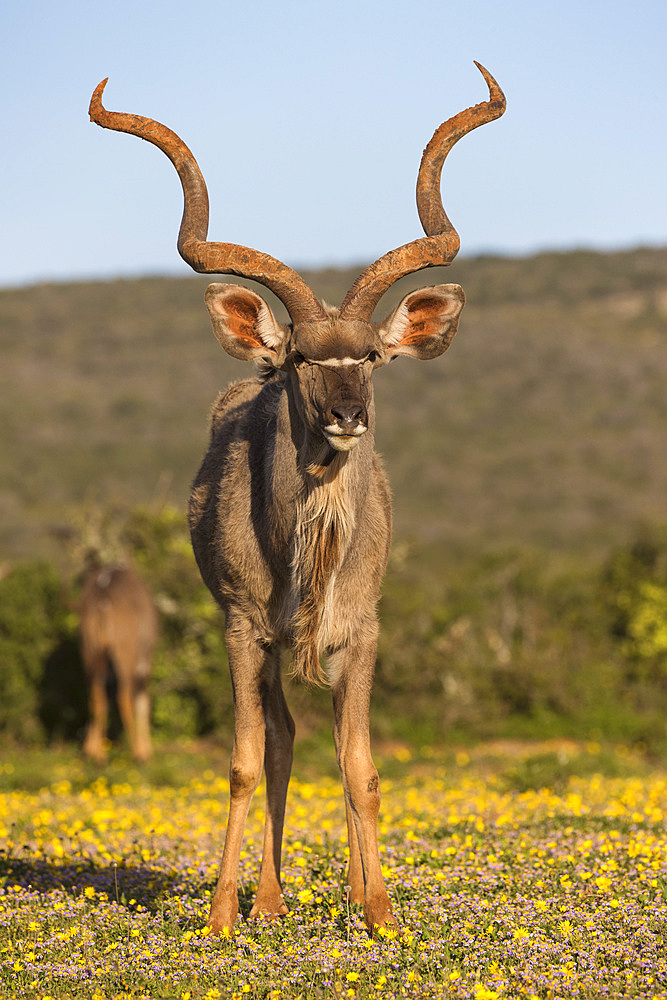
[80,555,157,763]
[90,63,505,933]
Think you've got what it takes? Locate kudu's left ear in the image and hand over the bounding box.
[379,284,465,360]
[205,283,286,364]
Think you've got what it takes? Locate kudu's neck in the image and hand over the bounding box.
[283,379,376,498]
[280,377,377,685]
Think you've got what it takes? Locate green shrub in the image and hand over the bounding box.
[375,541,665,749]
[604,527,667,683]
[0,561,76,741]
[2,507,667,754]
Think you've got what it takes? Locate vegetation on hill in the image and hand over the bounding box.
[1,246,665,561]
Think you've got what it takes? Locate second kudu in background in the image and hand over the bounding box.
[79,553,158,763]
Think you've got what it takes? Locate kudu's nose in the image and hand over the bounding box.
[331,402,364,425]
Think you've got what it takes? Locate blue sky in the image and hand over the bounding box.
[2,0,665,287]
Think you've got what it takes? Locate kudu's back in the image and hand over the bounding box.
[80,565,157,658]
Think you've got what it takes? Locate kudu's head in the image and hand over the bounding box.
[90,64,505,457]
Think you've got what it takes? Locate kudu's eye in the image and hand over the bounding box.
[366,350,381,363]
[290,351,306,365]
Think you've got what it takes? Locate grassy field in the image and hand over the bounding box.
[1,741,666,998]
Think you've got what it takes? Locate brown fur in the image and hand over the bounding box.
[79,560,158,763]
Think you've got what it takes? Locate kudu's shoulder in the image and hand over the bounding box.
[208,374,284,441]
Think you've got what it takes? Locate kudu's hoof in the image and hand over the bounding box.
[249,896,289,920]
[207,898,238,936]
[364,897,398,936]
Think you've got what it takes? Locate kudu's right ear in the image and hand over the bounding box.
[205,284,286,364]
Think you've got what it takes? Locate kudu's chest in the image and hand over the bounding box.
[286,462,358,680]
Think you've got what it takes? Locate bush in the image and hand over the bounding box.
[375,540,667,750]
[0,561,76,741]
[604,527,667,684]
[2,509,667,754]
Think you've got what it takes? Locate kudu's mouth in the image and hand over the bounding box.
[323,422,368,452]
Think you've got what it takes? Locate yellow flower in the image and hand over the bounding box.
[474,986,500,1000]
[346,972,360,982]
[83,886,96,899]
[297,888,314,904]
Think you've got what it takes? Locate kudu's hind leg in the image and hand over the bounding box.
[83,651,109,762]
[114,643,151,763]
[208,618,273,933]
[132,666,152,763]
[115,673,138,758]
[330,633,396,934]
[250,648,294,918]
[115,670,151,762]
[116,646,152,763]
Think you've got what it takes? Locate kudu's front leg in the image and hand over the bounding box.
[251,649,294,919]
[208,619,292,933]
[330,632,396,934]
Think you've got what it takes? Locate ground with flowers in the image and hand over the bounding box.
[0,740,666,999]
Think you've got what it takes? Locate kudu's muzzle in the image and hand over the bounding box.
[321,367,369,452]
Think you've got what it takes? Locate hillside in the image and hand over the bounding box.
[1,247,666,563]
